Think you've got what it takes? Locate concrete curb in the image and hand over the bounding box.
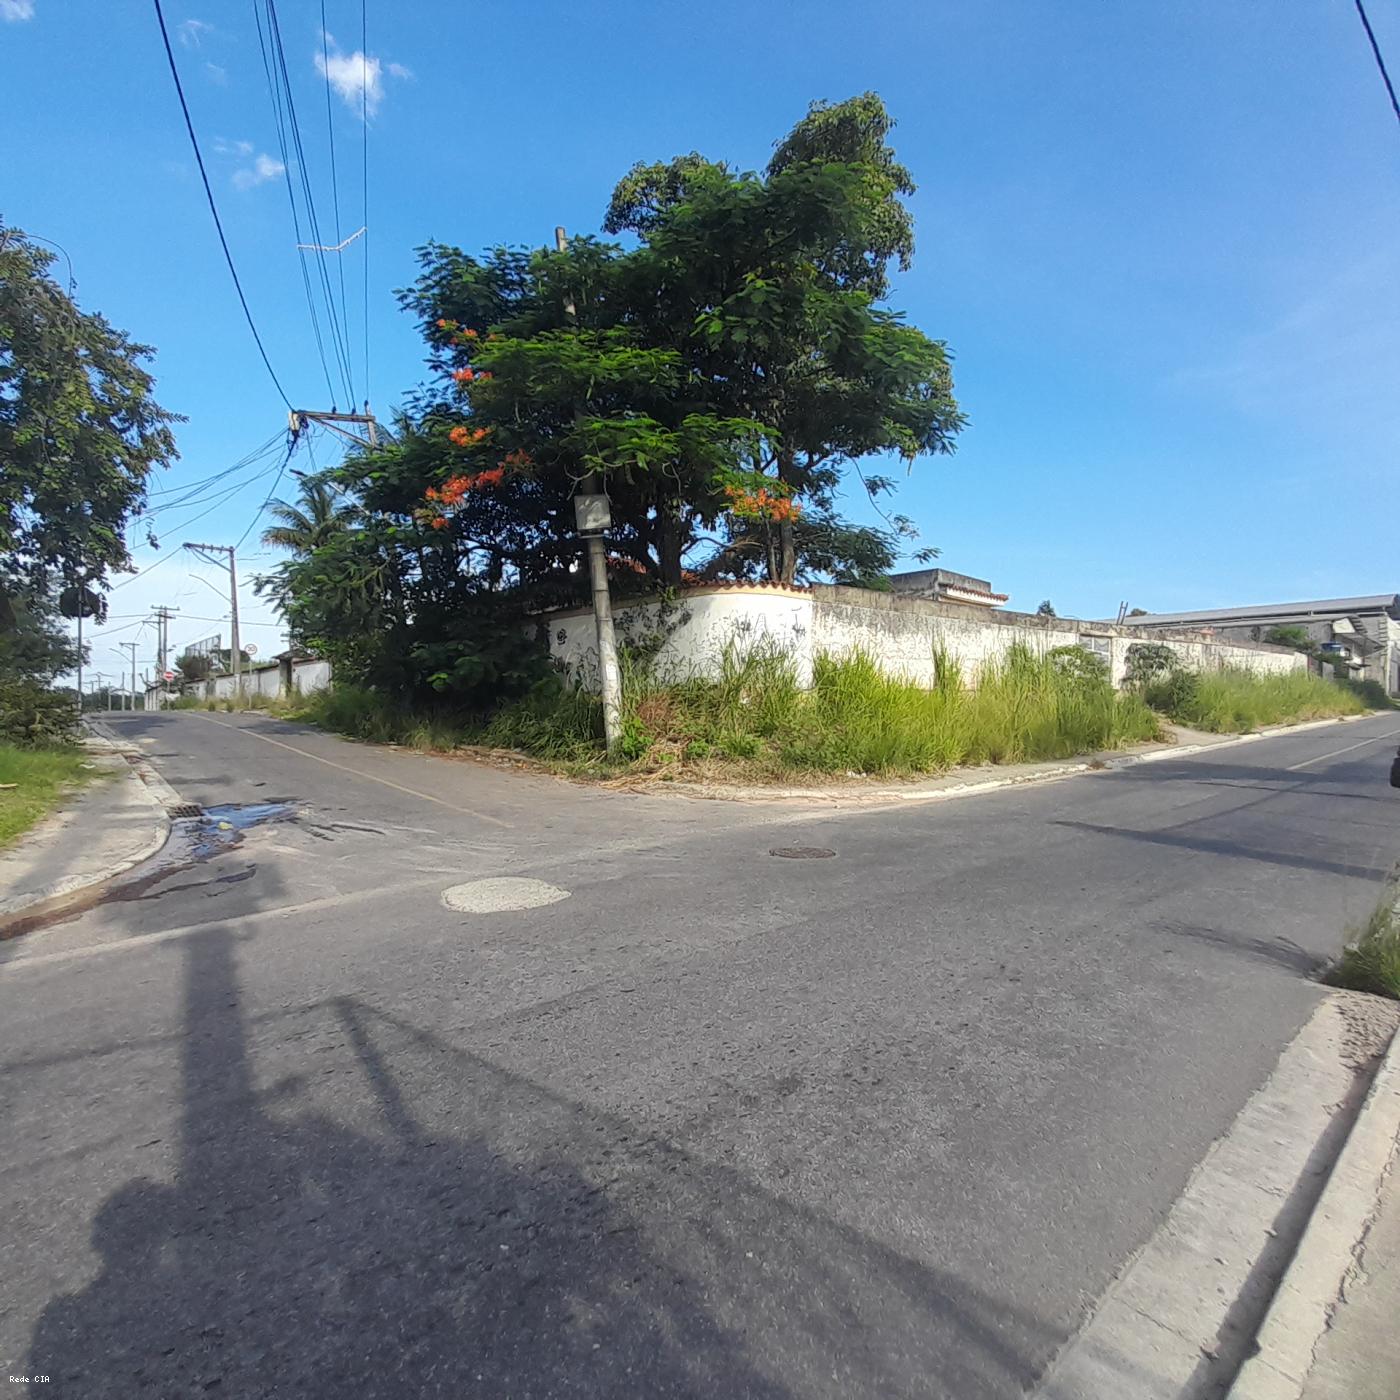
[0,721,174,926]
[1225,1015,1400,1400]
[673,711,1380,808]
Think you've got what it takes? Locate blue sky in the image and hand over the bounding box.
[3,1,1398,685]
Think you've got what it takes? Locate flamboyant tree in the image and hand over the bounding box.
[265,94,966,703]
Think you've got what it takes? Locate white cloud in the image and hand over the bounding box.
[214,137,254,158]
[233,153,286,191]
[1,0,36,21]
[204,62,228,85]
[315,41,410,118]
[177,17,211,47]
[317,47,383,116]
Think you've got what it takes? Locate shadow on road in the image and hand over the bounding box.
[27,924,1053,1399]
[1053,817,1394,883]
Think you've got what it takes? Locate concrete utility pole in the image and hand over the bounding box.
[555,225,623,753]
[182,545,241,694]
[119,641,138,711]
[288,408,380,449]
[152,606,178,708]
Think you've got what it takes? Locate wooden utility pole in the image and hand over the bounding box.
[555,225,623,753]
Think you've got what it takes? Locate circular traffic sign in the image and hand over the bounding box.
[162,670,175,682]
[244,642,258,657]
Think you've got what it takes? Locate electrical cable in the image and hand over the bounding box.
[264,0,357,404]
[1353,0,1400,127]
[236,432,303,549]
[145,431,284,498]
[320,0,352,371]
[253,0,340,408]
[152,0,293,408]
[110,542,187,590]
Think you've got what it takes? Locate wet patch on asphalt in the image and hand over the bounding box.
[0,801,300,941]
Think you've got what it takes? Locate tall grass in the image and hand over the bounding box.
[474,641,1161,777]
[1326,890,1400,1000]
[1144,667,1367,733]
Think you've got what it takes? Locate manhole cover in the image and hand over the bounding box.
[167,803,203,819]
[769,846,836,859]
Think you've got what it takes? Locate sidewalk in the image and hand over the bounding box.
[1230,1023,1400,1400]
[0,725,171,924]
[1298,1128,1400,1400]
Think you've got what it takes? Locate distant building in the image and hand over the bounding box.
[1124,595,1400,693]
[888,568,1009,609]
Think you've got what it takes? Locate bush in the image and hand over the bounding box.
[1124,642,1177,687]
[1337,676,1394,710]
[0,679,80,747]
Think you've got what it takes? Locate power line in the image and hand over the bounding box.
[253,0,340,408]
[263,0,357,404]
[145,431,284,498]
[236,433,303,549]
[151,0,293,408]
[1353,0,1400,128]
[320,0,352,371]
[110,542,187,590]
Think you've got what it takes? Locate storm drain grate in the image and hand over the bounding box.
[769,846,836,859]
[167,803,204,820]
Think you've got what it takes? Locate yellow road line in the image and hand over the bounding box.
[190,713,513,827]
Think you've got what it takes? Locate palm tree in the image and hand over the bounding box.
[261,479,360,555]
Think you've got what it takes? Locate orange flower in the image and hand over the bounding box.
[448,425,470,446]
[471,426,489,442]
[452,367,475,383]
[475,467,506,488]
[436,318,450,330]
[425,487,441,501]
[430,515,449,530]
[463,328,479,339]
[503,448,533,467]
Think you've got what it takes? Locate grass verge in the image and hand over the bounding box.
[1143,667,1367,733]
[1325,890,1400,1000]
[0,743,94,848]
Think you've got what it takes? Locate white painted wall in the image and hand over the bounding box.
[537,587,817,687]
[202,656,332,701]
[811,587,1305,687]
[538,585,1306,691]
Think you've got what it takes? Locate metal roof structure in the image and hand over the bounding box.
[1125,596,1400,628]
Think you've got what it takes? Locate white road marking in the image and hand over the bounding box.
[441,878,570,913]
[1285,729,1400,771]
[188,713,513,828]
[0,877,449,974]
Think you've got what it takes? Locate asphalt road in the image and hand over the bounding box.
[3,709,1400,1399]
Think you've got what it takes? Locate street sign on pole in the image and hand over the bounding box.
[244,642,258,658]
[162,670,176,683]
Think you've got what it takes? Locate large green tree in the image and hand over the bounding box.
[0,221,181,642]
[266,94,965,704]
